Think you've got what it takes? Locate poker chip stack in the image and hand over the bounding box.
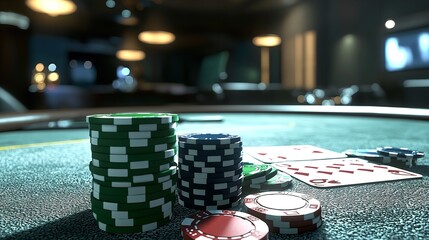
[242,163,292,191]
[344,146,425,168]
[86,113,179,233]
[177,133,243,210]
[181,210,269,240]
[243,191,323,234]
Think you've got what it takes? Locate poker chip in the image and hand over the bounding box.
[178,156,242,168]
[89,122,177,132]
[248,171,293,191]
[179,162,242,174]
[91,148,177,163]
[177,133,243,210]
[343,149,385,161]
[91,165,177,184]
[181,210,269,240]
[179,152,242,162]
[377,146,424,167]
[243,163,273,185]
[91,200,173,219]
[179,141,243,150]
[178,133,241,145]
[92,178,176,196]
[97,216,171,233]
[87,113,179,125]
[270,218,323,234]
[243,191,323,234]
[86,112,178,233]
[90,158,174,170]
[89,128,176,139]
[344,147,425,168]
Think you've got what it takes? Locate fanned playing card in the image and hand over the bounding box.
[275,158,422,188]
[243,145,346,163]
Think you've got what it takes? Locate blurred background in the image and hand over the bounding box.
[1,0,429,112]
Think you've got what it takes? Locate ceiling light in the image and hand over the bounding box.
[26,0,77,16]
[385,19,395,29]
[116,50,145,61]
[252,34,282,47]
[138,31,175,45]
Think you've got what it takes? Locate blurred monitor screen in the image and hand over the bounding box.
[385,27,429,71]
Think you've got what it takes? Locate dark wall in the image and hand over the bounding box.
[0,25,29,106]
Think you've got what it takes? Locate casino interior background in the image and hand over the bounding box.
[1,0,429,112]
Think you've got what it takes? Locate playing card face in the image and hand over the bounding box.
[275,158,422,188]
[243,145,346,163]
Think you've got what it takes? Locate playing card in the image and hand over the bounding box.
[275,158,422,188]
[243,145,346,163]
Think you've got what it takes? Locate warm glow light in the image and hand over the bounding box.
[35,63,44,72]
[116,50,146,61]
[138,31,175,45]
[385,19,395,29]
[47,72,59,82]
[34,73,45,83]
[36,82,46,90]
[252,34,282,47]
[26,0,77,16]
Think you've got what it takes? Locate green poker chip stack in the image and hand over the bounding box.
[86,113,179,233]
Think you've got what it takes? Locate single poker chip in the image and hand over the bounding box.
[243,163,271,180]
[87,113,179,125]
[91,158,174,170]
[178,133,241,145]
[90,135,177,147]
[179,141,243,151]
[376,146,425,160]
[91,193,176,211]
[179,152,242,163]
[91,142,177,155]
[270,218,323,234]
[92,148,177,163]
[178,167,242,180]
[243,192,322,222]
[266,215,322,229]
[178,197,241,211]
[89,128,176,139]
[178,179,242,197]
[180,147,242,157]
[179,173,242,185]
[96,214,171,233]
[92,165,177,184]
[178,194,241,207]
[178,156,242,168]
[89,161,174,177]
[179,162,242,174]
[179,176,244,192]
[92,173,176,188]
[181,210,269,240]
[92,185,176,203]
[93,209,172,227]
[343,149,385,161]
[178,187,242,202]
[92,178,176,196]
[248,171,292,190]
[91,201,173,219]
[89,122,177,132]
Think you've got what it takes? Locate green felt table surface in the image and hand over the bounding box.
[1,113,428,239]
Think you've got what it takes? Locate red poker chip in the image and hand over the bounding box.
[181,210,269,240]
[243,191,322,222]
[270,218,322,234]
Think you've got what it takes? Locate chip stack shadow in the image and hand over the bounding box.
[177,133,244,210]
[86,113,179,233]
